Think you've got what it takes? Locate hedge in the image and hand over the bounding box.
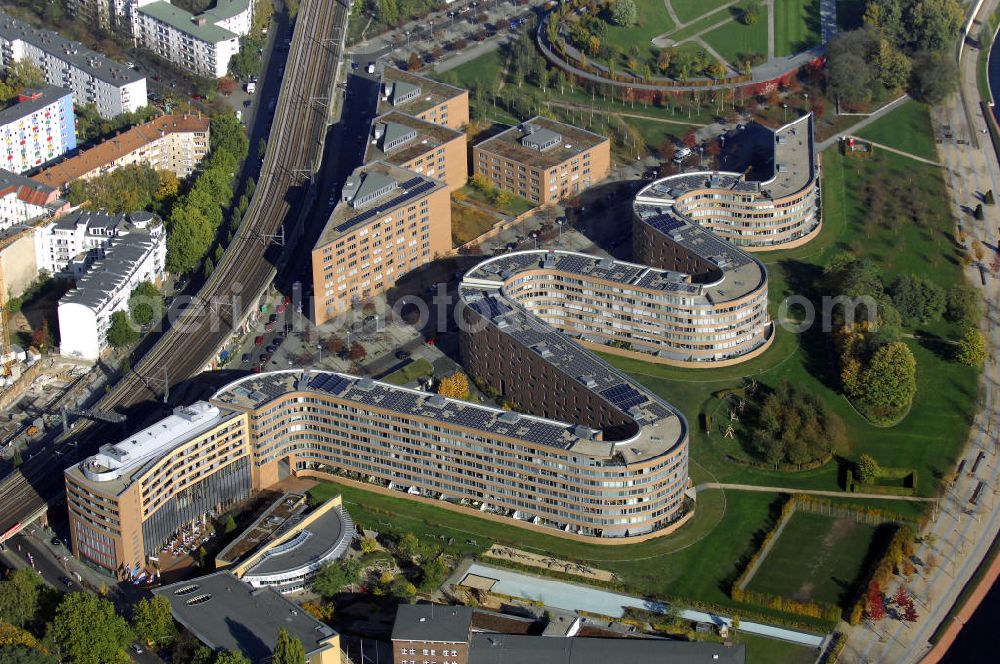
[846,524,915,624]
[846,467,917,496]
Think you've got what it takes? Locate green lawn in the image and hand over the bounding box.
[381,357,433,385]
[667,10,737,45]
[457,184,536,217]
[701,7,771,64]
[602,0,675,52]
[622,116,701,153]
[313,479,839,631]
[746,512,879,607]
[773,0,822,56]
[737,631,820,664]
[670,0,735,24]
[855,100,939,161]
[602,148,978,499]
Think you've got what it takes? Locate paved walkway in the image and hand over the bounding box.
[543,100,710,126]
[695,483,937,502]
[458,562,826,647]
[841,1,1000,661]
[820,0,838,43]
[766,0,776,59]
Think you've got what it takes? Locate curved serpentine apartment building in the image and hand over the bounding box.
[636,114,819,250]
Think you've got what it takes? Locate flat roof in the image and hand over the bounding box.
[474,116,609,171]
[0,86,72,126]
[364,110,463,167]
[468,634,746,664]
[392,604,473,643]
[0,11,145,87]
[70,402,225,488]
[59,228,163,311]
[154,571,338,663]
[244,503,354,578]
[315,160,445,247]
[378,66,467,117]
[32,114,209,189]
[716,113,816,199]
[138,1,238,43]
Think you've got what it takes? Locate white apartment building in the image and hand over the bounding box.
[0,11,147,119]
[57,211,166,360]
[32,114,210,192]
[0,86,77,175]
[133,0,254,78]
[0,168,62,230]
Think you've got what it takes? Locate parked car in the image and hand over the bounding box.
[241,353,252,363]
[50,537,61,546]
[265,322,275,332]
[266,344,278,354]
[268,313,278,324]
[277,302,287,314]
[131,644,144,655]
[395,350,411,360]
[259,353,271,363]
[254,335,265,345]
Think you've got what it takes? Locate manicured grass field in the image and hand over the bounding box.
[746,512,879,607]
[701,7,770,64]
[602,148,978,498]
[670,0,734,24]
[773,0,822,56]
[602,0,675,52]
[855,100,939,161]
[381,357,434,385]
[668,10,736,46]
[737,631,820,664]
[451,202,498,246]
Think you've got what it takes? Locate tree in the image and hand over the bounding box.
[437,372,470,400]
[986,190,995,205]
[909,50,958,103]
[407,51,422,71]
[866,580,886,621]
[857,453,882,484]
[956,326,986,366]
[378,0,400,26]
[5,59,45,95]
[397,532,421,560]
[301,600,335,623]
[419,556,449,591]
[132,596,175,647]
[905,0,963,51]
[946,285,981,325]
[347,342,366,361]
[129,281,164,327]
[875,39,912,89]
[611,0,637,26]
[311,560,360,598]
[859,342,917,419]
[391,576,417,602]
[657,48,673,73]
[155,170,180,203]
[359,536,379,554]
[0,569,42,627]
[107,311,139,349]
[272,628,305,664]
[0,645,57,664]
[223,513,238,534]
[217,76,237,96]
[741,0,760,25]
[215,652,252,664]
[888,275,944,324]
[52,593,134,664]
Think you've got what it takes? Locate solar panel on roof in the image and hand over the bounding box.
[646,214,685,235]
[600,384,648,412]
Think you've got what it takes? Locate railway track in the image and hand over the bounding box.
[0,0,349,538]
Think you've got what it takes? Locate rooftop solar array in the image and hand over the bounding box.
[332,178,436,234]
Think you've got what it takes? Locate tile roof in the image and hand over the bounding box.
[31,114,208,189]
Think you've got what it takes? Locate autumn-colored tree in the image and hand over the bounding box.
[324,336,346,355]
[301,600,335,623]
[437,372,470,400]
[217,76,237,96]
[866,581,885,621]
[682,130,698,148]
[359,536,379,554]
[347,342,366,361]
[407,52,422,71]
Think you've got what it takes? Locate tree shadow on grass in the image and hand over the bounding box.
[718,493,790,597]
[776,258,842,392]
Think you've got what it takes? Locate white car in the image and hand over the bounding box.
[366,62,376,74]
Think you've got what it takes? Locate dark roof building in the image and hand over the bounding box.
[154,571,342,664]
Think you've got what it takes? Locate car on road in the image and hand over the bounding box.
[50,537,60,546]
[131,644,144,655]
[395,350,411,360]
[58,576,73,587]
[254,335,265,345]
[243,99,252,108]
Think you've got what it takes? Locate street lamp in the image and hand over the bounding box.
[405,30,411,46]
[556,217,564,244]
[530,230,540,249]
[782,103,788,122]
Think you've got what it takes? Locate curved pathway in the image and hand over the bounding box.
[695,482,937,502]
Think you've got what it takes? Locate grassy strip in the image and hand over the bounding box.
[854,100,939,161]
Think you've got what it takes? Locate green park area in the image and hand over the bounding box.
[381,357,434,386]
[855,100,939,161]
[773,0,822,56]
[746,512,881,607]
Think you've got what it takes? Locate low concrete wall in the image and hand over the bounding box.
[580,325,775,369]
